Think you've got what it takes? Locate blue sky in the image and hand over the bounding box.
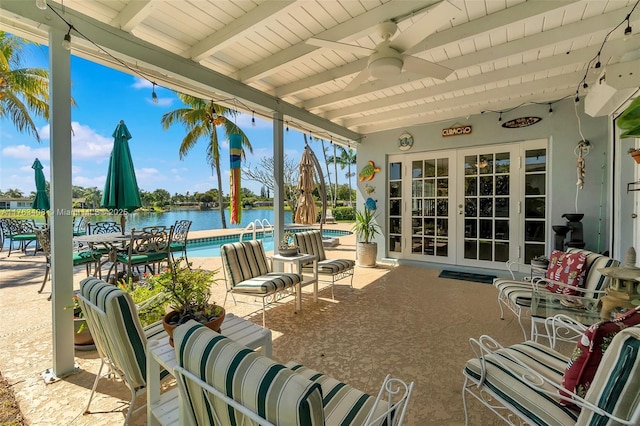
[0,39,349,197]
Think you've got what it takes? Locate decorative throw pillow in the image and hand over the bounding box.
[560,306,640,406]
[545,250,587,295]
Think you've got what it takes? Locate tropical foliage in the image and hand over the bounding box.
[161,94,253,228]
[0,31,49,142]
[327,146,356,206]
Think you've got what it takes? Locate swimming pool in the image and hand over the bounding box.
[187,229,352,258]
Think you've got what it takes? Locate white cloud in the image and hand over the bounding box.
[39,122,113,161]
[1,144,50,161]
[74,175,107,188]
[132,77,153,89]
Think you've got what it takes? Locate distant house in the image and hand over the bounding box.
[0,197,32,210]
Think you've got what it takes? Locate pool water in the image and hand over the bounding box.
[187,229,350,258]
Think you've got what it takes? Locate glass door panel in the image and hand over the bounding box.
[524,148,547,262]
[459,149,514,266]
[388,162,403,253]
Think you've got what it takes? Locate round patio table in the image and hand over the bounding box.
[74,232,131,279]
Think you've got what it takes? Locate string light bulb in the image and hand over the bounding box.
[286,122,289,132]
[624,17,632,40]
[62,28,71,50]
[548,104,553,116]
[251,111,255,126]
[498,112,502,122]
[35,0,47,10]
[151,83,158,104]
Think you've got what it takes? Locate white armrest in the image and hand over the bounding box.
[532,278,608,296]
[364,375,414,426]
[543,314,588,348]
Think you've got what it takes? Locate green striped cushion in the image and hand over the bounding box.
[494,280,536,307]
[294,231,327,262]
[464,341,579,425]
[174,321,325,425]
[577,326,640,425]
[233,272,302,294]
[566,249,619,296]
[221,240,271,287]
[302,259,355,276]
[79,277,148,390]
[286,362,388,426]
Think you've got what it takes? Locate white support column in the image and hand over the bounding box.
[273,110,285,249]
[47,26,75,379]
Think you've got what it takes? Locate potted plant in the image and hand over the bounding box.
[531,255,549,269]
[278,230,299,257]
[629,148,640,164]
[150,259,225,346]
[353,207,381,267]
[68,294,95,350]
[618,96,640,139]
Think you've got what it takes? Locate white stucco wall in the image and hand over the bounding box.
[356,98,615,262]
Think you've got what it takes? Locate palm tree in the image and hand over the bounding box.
[327,146,357,205]
[0,31,49,142]
[161,94,252,229]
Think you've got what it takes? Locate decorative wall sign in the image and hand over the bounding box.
[365,197,378,211]
[442,125,472,137]
[359,160,381,182]
[502,116,542,128]
[398,131,414,151]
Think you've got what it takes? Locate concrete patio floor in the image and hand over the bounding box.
[0,224,529,425]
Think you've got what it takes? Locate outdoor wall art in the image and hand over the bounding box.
[359,160,381,181]
[398,131,414,150]
[229,133,242,224]
[364,184,376,195]
[365,197,378,211]
[501,117,542,128]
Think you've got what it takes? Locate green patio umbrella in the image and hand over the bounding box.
[101,120,142,233]
[31,158,50,223]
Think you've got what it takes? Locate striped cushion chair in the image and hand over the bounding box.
[221,239,302,327]
[294,230,355,299]
[77,277,168,425]
[173,320,325,425]
[494,248,619,339]
[462,325,640,425]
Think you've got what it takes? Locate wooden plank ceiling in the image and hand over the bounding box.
[3,0,640,139]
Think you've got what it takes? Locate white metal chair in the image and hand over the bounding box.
[77,277,168,425]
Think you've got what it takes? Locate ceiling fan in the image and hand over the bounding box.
[306,1,458,91]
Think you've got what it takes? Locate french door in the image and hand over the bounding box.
[388,140,547,269]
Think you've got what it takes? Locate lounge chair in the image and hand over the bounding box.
[293,229,355,298]
[173,320,414,425]
[77,277,168,425]
[220,239,302,327]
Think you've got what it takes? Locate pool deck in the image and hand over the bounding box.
[0,221,522,425]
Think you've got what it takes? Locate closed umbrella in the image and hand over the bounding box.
[295,146,318,225]
[31,158,50,223]
[101,120,142,233]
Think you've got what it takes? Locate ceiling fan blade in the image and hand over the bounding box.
[403,56,452,80]
[306,38,373,56]
[391,1,460,52]
[344,68,370,91]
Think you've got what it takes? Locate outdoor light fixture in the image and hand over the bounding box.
[286,122,289,132]
[498,112,502,122]
[62,29,71,50]
[548,104,553,116]
[624,17,633,40]
[252,111,256,126]
[151,83,158,104]
[35,0,47,10]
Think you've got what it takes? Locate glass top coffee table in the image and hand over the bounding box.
[530,290,603,342]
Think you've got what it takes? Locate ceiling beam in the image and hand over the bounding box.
[302,5,634,110]
[276,0,580,97]
[344,72,582,128]
[0,0,362,143]
[323,36,640,120]
[188,0,297,62]
[111,0,154,32]
[237,0,432,83]
[357,88,577,134]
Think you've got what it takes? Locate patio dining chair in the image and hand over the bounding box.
[77,277,168,425]
[0,218,39,257]
[112,226,173,282]
[169,219,192,266]
[35,227,99,300]
[87,221,122,235]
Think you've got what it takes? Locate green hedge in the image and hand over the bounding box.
[332,206,356,221]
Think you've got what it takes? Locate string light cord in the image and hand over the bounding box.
[41,2,358,146]
[575,0,639,100]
